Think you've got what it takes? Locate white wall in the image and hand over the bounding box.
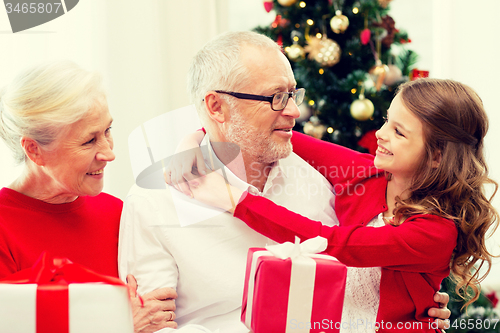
[0,0,110,186]
[0,0,498,288]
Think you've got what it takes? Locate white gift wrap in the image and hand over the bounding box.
[0,283,134,333]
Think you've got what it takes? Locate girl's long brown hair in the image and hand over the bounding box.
[392,78,498,308]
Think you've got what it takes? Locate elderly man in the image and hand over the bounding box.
[118,31,449,332]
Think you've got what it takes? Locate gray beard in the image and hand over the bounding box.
[225,110,292,164]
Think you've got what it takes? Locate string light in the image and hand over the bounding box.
[319,68,324,74]
[327,127,334,134]
[307,19,314,25]
[299,1,306,8]
[351,88,357,94]
[316,33,322,39]
[295,23,300,28]
[308,100,315,106]
[352,7,359,14]
[293,36,299,42]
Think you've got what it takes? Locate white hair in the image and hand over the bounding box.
[0,60,106,164]
[187,31,282,127]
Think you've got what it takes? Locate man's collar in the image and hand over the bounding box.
[202,136,249,193]
[202,135,287,194]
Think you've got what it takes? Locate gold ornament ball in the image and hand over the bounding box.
[285,44,305,62]
[314,38,341,67]
[350,94,374,121]
[330,13,349,34]
[383,64,403,86]
[303,116,327,139]
[369,62,389,91]
[277,0,298,6]
[304,37,322,59]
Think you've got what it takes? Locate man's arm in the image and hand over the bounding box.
[119,190,180,332]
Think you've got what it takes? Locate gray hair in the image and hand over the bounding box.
[0,60,106,164]
[187,31,282,126]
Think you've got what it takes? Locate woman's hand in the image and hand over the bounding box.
[126,274,178,333]
[187,171,245,213]
[164,130,207,198]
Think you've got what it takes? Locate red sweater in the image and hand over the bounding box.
[234,131,457,332]
[0,188,123,278]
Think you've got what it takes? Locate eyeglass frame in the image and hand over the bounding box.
[214,88,306,111]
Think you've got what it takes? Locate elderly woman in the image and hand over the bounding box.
[0,61,176,333]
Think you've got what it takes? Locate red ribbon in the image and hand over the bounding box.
[0,252,125,333]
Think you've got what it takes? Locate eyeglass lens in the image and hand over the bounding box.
[272,90,305,111]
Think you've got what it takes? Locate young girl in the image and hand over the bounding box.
[166,78,498,332]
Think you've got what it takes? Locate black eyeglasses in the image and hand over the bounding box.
[215,88,306,111]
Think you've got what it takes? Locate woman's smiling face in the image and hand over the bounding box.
[39,103,115,202]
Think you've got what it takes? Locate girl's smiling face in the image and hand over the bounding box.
[374,93,426,184]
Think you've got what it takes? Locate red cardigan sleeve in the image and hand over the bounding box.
[291,131,377,185]
[234,193,457,272]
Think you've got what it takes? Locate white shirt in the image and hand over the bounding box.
[118,137,338,333]
[340,213,384,333]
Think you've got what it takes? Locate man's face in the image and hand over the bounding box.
[223,46,300,164]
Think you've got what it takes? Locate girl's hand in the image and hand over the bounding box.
[164,130,207,197]
[187,171,245,213]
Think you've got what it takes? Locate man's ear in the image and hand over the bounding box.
[21,137,45,166]
[204,92,227,124]
[432,150,442,169]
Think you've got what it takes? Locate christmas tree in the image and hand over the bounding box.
[254,0,419,153]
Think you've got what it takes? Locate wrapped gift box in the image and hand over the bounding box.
[0,252,134,333]
[241,237,347,333]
